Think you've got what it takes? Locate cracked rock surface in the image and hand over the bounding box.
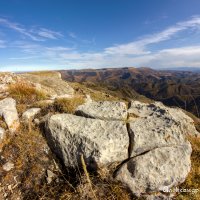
[45,114,129,168]
[45,99,198,197]
[115,144,192,196]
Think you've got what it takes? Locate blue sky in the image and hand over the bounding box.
[1,0,200,71]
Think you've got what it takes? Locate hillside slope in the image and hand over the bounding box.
[0,71,199,200]
[59,67,200,117]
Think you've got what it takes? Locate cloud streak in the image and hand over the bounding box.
[2,16,200,70]
[36,28,63,39]
[104,16,200,55]
[0,18,63,41]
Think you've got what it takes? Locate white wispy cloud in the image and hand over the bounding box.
[9,56,39,60]
[37,28,63,39]
[45,46,74,51]
[0,18,63,41]
[68,32,77,39]
[0,18,43,41]
[59,45,200,69]
[3,16,200,70]
[104,16,200,55]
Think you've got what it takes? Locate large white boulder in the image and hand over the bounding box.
[115,144,192,197]
[0,98,19,133]
[76,101,127,121]
[45,114,129,168]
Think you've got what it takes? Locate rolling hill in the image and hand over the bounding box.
[59,67,200,118]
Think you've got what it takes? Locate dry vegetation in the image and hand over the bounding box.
[176,136,200,200]
[54,96,85,114]
[8,82,47,105]
[69,82,121,102]
[0,123,54,199]
[27,71,58,77]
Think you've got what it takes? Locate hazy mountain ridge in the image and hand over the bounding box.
[59,67,200,117]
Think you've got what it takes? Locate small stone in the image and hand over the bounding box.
[2,162,14,171]
[0,127,5,141]
[8,185,12,191]
[46,170,56,184]
[22,108,41,122]
[33,118,40,125]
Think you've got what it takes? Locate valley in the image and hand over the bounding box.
[60,67,200,118]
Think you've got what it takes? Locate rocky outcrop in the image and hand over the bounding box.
[0,98,19,133]
[44,100,198,197]
[115,144,192,197]
[76,100,127,120]
[0,73,24,98]
[22,108,41,122]
[45,114,129,168]
[21,72,74,99]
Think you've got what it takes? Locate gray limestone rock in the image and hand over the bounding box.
[45,114,129,168]
[0,98,19,133]
[76,101,127,121]
[115,144,192,197]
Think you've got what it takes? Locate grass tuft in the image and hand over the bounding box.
[8,81,47,104]
[176,136,200,200]
[53,96,85,114]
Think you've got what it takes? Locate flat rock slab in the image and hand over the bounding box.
[115,144,192,197]
[0,98,19,133]
[45,114,129,168]
[76,101,127,121]
[128,101,199,136]
[128,116,188,157]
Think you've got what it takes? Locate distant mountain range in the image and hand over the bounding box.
[59,67,200,118]
[158,67,200,72]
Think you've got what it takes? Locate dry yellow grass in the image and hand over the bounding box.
[27,71,59,77]
[0,123,55,199]
[8,81,47,104]
[54,96,85,114]
[176,136,200,200]
[0,116,8,129]
[69,82,121,102]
